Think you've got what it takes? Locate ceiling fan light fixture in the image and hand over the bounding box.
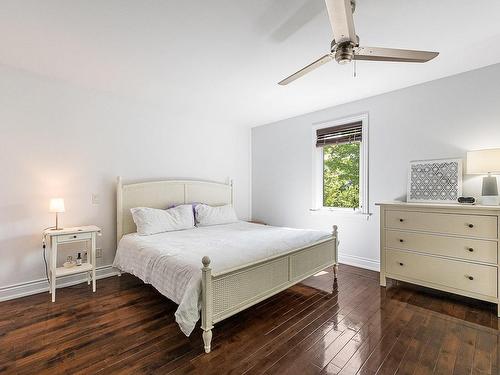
[337,56,351,65]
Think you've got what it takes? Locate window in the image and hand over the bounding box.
[323,142,360,208]
[312,114,368,213]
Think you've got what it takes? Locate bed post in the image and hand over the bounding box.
[201,256,214,353]
[229,178,234,208]
[116,176,123,277]
[332,225,339,279]
[117,176,123,243]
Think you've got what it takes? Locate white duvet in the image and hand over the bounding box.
[113,221,331,336]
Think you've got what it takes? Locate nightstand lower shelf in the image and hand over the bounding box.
[55,263,93,277]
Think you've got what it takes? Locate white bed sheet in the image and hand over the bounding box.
[113,221,331,336]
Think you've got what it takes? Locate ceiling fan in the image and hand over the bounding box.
[278,0,439,85]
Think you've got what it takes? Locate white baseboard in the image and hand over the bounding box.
[338,252,380,272]
[0,265,119,302]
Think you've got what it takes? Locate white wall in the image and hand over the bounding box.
[252,63,500,270]
[0,64,251,292]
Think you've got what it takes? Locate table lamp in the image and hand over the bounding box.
[466,149,500,205]
[49,198,65,230]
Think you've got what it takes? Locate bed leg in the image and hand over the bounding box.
[332,225,339,281]
[202,329,213,353]
[201,256,214,354]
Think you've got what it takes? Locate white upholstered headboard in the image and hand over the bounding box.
[116,177,234,240]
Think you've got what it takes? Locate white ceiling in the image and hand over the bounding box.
[1,0,500,127]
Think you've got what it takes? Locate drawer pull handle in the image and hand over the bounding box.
[466,275,474,281]
[399,219,404,222]
[399,239,404,243]
[468,224,474,228]
[398,262,404,266]
[72,235,77,239]
[468,247,474,252]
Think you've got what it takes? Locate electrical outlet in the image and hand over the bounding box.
[96,248,103,258]
[92,193,100,205]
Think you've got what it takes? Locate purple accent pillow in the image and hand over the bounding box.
[166,202,200,217]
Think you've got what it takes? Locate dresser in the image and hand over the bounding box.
[377,202,500,316]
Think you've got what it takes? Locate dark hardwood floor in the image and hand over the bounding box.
[0,264,498,374]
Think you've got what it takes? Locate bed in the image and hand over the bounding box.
[114,177,338,353]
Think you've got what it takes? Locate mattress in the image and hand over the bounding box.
[113,221,331,336]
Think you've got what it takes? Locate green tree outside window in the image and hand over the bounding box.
[323,142,360,208]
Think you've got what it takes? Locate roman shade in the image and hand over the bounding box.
[316,121,362,147]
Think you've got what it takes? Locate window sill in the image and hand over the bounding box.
[309,208,373,218]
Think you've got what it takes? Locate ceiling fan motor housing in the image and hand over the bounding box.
[331,36,359,64]
[335,43,354,64]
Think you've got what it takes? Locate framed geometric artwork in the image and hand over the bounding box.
[407,158,463,203]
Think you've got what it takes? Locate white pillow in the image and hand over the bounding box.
[131,205,195,235]
[195,204,238,227]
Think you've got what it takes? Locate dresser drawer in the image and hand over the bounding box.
[57,232,92,243]
[386,210,498,239]
[386,230,498,264]
[386,249,497,298]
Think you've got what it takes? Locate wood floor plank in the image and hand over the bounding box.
[452,325,477,375]
[334,289,414,375]
[221,273,375,375]
[373,310,427,374]
[433,321,461,374]
[472,330,496,374]
[259,283,381,374]
[350,308,415,373]
[187,271,367,375]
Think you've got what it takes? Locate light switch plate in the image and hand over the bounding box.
[92,193,100,205]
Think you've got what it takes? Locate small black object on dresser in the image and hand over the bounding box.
[458,196,475,204]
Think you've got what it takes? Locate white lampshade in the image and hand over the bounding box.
[466,149,500,175]
[49,198,65,213]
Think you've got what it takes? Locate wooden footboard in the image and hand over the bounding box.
[200,225,339,353]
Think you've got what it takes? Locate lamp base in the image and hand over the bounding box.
[482,175,498,195]
[54,212,64,230]
[481,196,499,206]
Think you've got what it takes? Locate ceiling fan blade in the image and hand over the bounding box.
[325,0,356,44]
[354,47,439,62]
[279,54,333,85]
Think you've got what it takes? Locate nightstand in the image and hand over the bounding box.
[43,225,101,302]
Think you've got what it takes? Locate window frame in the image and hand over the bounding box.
[311,113,369,214]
